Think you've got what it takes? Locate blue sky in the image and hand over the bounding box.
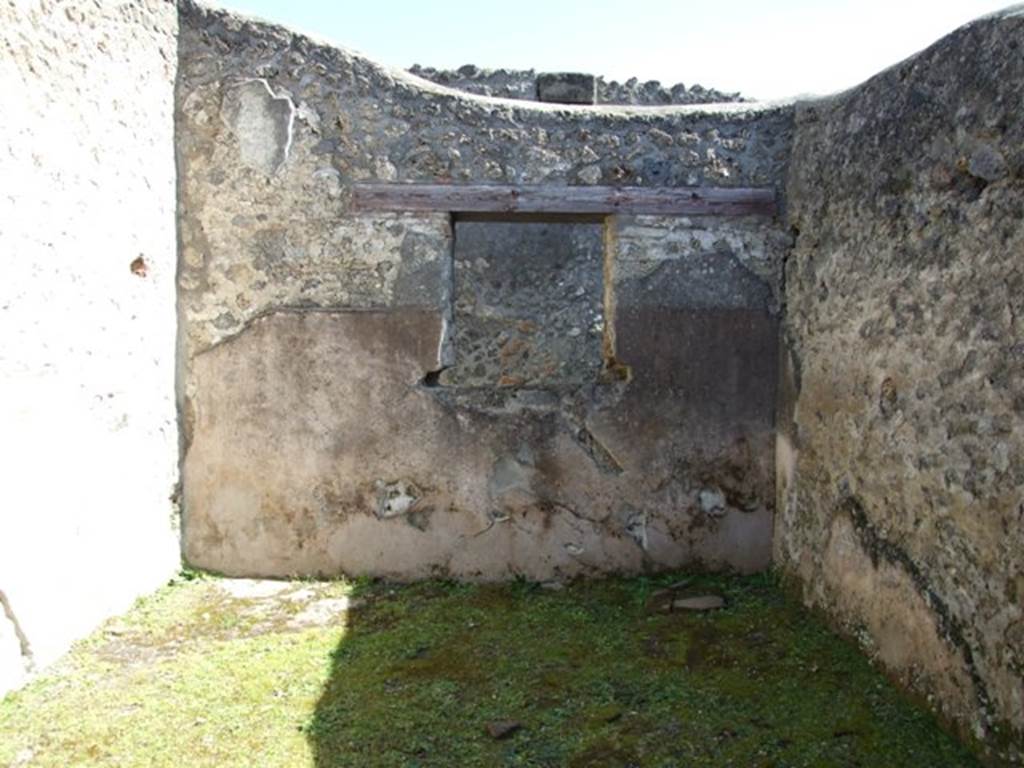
[215,0,1006,99]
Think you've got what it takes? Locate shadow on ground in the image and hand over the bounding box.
[308,572,978,768]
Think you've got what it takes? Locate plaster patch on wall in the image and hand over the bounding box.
[179,213,453,357]
[375,480,421,519]
[614,215,791,313]
[221,79,295,174]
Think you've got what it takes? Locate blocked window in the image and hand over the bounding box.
[442,215,606,390]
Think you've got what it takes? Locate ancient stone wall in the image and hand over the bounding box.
[3,1,1021,760]
[175,0,793,581]
[778,8,1024,762]
[0,0,181,696]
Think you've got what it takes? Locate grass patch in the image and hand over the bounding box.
[0,572,978,767]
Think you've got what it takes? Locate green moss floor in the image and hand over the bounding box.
[0,572,979,767]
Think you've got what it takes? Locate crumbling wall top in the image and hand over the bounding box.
[408,64,745,106]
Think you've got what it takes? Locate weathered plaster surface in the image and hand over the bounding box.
[183,303,776,580]
[778,9,1024,762]
[0,0,181,695]
[176,0,791,581]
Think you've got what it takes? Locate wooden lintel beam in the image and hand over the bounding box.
[351,183,777,217]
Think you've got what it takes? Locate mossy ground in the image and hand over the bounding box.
[0,571,978,767]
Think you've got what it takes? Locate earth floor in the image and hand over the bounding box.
[0,571,979,767]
